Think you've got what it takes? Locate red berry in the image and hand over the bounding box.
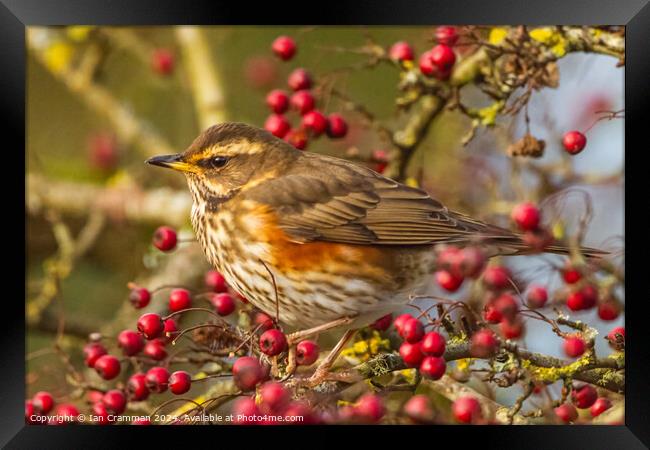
[567,285,598,311]
[117,330,144,356]
[144,339,167,361]
[435,270,464,292]
[554,403,578,423]
[132,418,151,425]
[571,384,597,409]
[389,41,414,62]
[430,44,456,71]
[271,36,296,61]
[260,382,291,413]
[264,114,291,138]
[460,247,487,278]
[25,400,36,423]
[152,226,177,251]
[102,389,126,415]
[562,263,582,284]
[266,89,290,114]
[88,132,119,171]
[211,293,236,316]
[232,356,264,391]
[254,311,274,331]
[394,313,413,334]
[526,285,548,309]
[284,401,319,424]
[205,270,227,292]
[404,395,434,422]
[168,288,192,312]
[284,128,309,150]
[54,404,79,423]
[301,110,328,136]
[169,370,192,395]
[400,317,424,343]
[597,300,620,321]
[421,331,446,356]
[399,341,424,367]
[438,245,463,275]
[151,48,174,75]
[355,393,385,423]
[470,329,499,358]
[289,90,315,115]
[145,366,170,393]
[137,313,164,340]
[436,26,459,46]
[590,398,612,417]
[326,113,348,138]
[499,318,524,340]
[494,293,519,321]
[483,304,503,324]
[32,391,54,414]
[129,286,151,309]
[370,313,393,331]
[232,397,260,424]
[296,340,319,366]
[482,266,512,290]
[127,373,150,401]
[244,55,279,89]
[419,50,448,78]
[562,131,587,155]
[83,342,107,368]
[94,355,121,380]
[259,329,288,356]
[163,318,178,341]
[419,356,446,379]
[92,402,115,424]
[452,396,482,423]
[563,336,586,358]
[606,326,625,350]
[511,202,541,231]
[287,68,312,91]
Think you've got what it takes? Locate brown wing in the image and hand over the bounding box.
[242,152,514,246]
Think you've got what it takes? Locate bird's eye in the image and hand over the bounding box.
[209,156,228,169]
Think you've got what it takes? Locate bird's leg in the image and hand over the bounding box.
[304,329,357,388]
[286,316,355,345]
[279,346,297,382]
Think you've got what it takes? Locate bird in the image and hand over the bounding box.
[147,122,604,384]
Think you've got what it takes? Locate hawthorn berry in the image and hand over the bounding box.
[284,401,320,424]
[137,313,165,340]
[482,266,512,290]
[554,403,578,423]
[296,340,319,366]
[205,270,227,292]
[301,110,329,136]
[421,331,446,356]
[94,355,121,380]
[127,373,150,401]
[83,342,107,368]
[232,356,264,391]
[597,300,621,321]
[419,356,446,379]
[32,391,54,415]
[394,313,414,335]
[460,247,487,278]
[129,286,151,309]
[271,36,297,61]
[563,336,586,358]
[494,293,519,321]
[606,326,625,350]
[419,50,442,78]
[562,263,582,284]
[430,44,456,72]
[355,393,385,423]
[399,341,424,367]
[259,329,288,356]
[254,311,274,331]
[499,318,524,340]
[287,68,312,91]
[211,293,236,316]
[87,132,119,171]
[470,329,499,358]
[404,395,434,422]
[117,330,144,356]
[143,339,167,361]
[163,318,178,341]
[25,400,36,423]
[92,402,115,425]
[266,89,290,114]
[55,404,79,423]
[590,398,612,417]
[152,226,177,252]
[102,389,127,415]
[168,288,192,312]
[169,370,192,395]
[511,202,540,231]
[436,26,459,46]
[284,128,308,150]
[483,304,503,324]
[435,270,464,292]
[567,285,598,311]
[400,317,424,343]
[526,285,548,309]
[232,397,259,424]
[326,113,348,138]
[452,396,482,423]
[370,313,393,331]
[151,48,174,75]
[145,366,170,393]
[264,114,291,138]
[389,41,414,62]
[260,382,291,413]
[571,384,598,409]
[132,418,152,425]
[562,130,587,155]
[290,90,315,115]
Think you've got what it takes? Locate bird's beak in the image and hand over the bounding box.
[146,154,195,173]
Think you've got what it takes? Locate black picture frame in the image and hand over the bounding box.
[5,0,648,447]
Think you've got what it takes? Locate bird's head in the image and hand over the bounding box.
[146,122,299,203]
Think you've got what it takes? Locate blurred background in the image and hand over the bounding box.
[26,26,623,410]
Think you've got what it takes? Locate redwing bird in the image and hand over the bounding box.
[147,122,603,384]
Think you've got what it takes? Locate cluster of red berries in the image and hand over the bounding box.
[554,383,613,423]
[388,26,459,80]
[395,314,447,380]
[25,391,81,425]
[265,36,348,150]
[434,245,487,293]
